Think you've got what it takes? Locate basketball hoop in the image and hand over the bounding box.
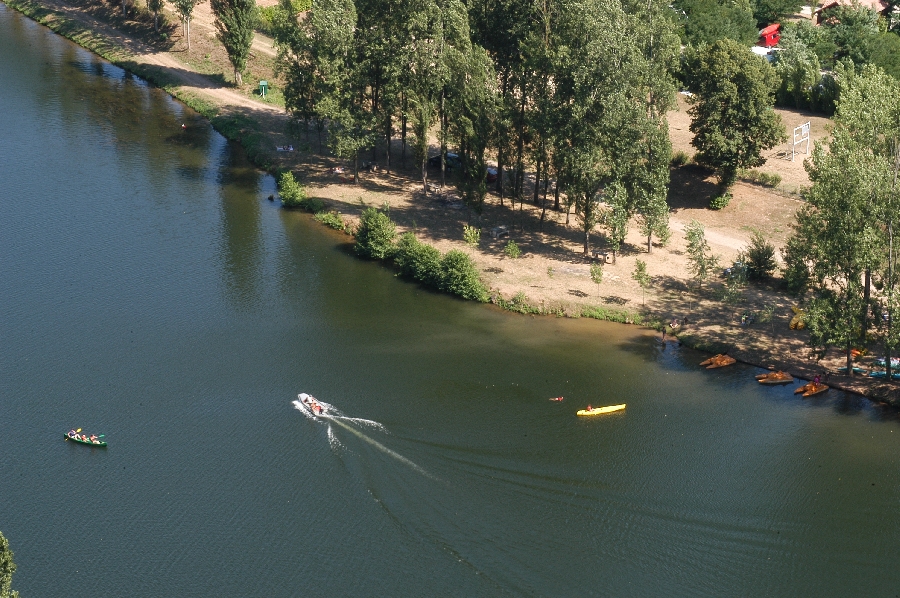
[789,121,811,161]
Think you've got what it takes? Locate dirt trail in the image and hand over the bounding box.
[189,2,277,59]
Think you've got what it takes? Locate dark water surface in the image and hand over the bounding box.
[2,5,900,596]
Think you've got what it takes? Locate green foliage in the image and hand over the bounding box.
[632,259,651,304]
[709,192,731,209]
[601,182,630,255]
[314,211,347,231]
[781,234,812,295]
[393,232,442,285]
[870,33,900,81]
[0,531,19,598]
[354,207,396,260]
[590,262,604,297]
[823,4,880,65]
[739,169,781,187]
[774,28,821,110]
[684,39,787,191]
[504,240,521,259]
[752,0,804,27]
[462,224,481,248]
[685,219,720,288]
[671,150,691,167]
[210,0,258,86]
[744,230,777,279]
[440,250,489,302]
[257,0,308,35]
[277,171,308,208]
[581,306,643,325]
[674,0,759,46]
[171,0,203,48]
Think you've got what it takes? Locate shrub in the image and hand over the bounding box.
[504,239,521,259]
[671,150,691,167]
[315,211,347,232]
[278,171,307,209]
[709,192,731,210]
[354,207,396,260]
[463,224,481,248]
[744,230,777,279]
[393,232,442,285]
[440,250,489,302]
[740,169,782,187]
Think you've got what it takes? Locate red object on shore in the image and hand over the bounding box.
[758,23,780,48]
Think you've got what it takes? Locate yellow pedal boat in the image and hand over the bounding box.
[577,404,626,416]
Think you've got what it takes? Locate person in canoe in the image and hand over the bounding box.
[813,374,821,385]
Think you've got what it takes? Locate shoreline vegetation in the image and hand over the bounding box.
[7,0,900,406]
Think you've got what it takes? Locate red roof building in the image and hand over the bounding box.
[758,23,781,47]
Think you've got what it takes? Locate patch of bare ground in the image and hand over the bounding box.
[14,0,900,403]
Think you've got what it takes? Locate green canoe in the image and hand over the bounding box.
[65,432,107,447]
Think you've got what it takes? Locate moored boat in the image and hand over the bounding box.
[794,382,828,397]
[757,371,793,384]
[706,355,736,369]
[699,354,725,366]
[577,404,626,416]
[64,431,106,447]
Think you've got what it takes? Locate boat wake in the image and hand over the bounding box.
[292,394,432,479]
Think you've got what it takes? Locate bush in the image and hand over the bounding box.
[439,250,489,302]
[671,150,691,167]
[278,171,307,209]
[354,207,396,260]
[463,224,481,247]
[315,211,347,232]
[504,239,521,258]
[744,230,777,280]
[393,232,442,286]
[740,169,782,187]
[709,193,731,209]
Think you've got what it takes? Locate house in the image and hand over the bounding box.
[815,0,890,24]
[758,23,781,48]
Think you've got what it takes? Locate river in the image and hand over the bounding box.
[1,5,899,596]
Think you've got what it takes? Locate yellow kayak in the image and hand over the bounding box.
[577,404,626,416]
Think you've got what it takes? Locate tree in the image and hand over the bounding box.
[590,262,604,297]
[172,0,205,50]
[355,207,397,259]
[0,531,19,598]
[784,65,900,373]
[211,0,258,86]
[684,39,787,194]
[744,229,777,279]
[752,0,804,28]
[147,0,164,32]
[773,30,821,109]
[684,219,720,289]
[601,182,630,262]
[673,0,759,46]
[632,259,651,304]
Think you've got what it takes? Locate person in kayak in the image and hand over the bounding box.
[586,404,592,411]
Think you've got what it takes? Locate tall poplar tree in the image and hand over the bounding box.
[211,0,258,86]
[172,0,204,50]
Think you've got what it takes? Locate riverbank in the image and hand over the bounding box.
[6,0,899,406]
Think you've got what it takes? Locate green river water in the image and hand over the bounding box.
[1,5,899,596]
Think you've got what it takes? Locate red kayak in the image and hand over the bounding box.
[549,397,564,401]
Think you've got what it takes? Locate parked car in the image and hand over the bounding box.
[427,152,461,169]
[485,167,498,184]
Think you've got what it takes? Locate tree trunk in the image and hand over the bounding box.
[533,158,541,205]
[154,12,158,31]
[647,234,652,254]
[421,158,427,194]
[440,89,446,188]
[539,176,549,231]
[234,69,242,87]
[384,116,391,173]
[846,345,853,377]
[584,228,590,255]
[497,148,505,207]
[863,268,871,343]
[401,108,407,170]
[554,181,559,211]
